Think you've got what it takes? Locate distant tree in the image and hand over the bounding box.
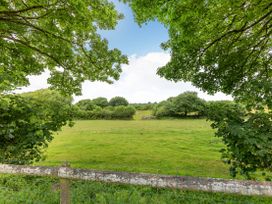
[72,104,135,120]
[75,99,95,111]
[130,102,155,110]
[92,97,109,108]
[109,96,129,106]
[153,100,176,118]
[112,106,136,119]
[153,92,206,118]
[0,89,73,164]
[172,92,206,117]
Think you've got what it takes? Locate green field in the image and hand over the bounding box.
[133,110,153,120]
[2,118,272,203]
[40,119,230,179]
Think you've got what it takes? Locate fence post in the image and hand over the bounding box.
[60,162,70,204]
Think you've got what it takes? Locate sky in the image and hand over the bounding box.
[17,1,232,103]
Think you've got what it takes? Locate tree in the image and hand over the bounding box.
[0,0,128,95]
[153,100,176,118]
[109,96,129,106]
[153,92,206,118]
[0,1,127,164]
[92,97,109,108]
[111,106,136,119]
[206,101,272,179]
[75,99,95,111]
[172,92,206,117]
[0,89,73,164]
[125,0,272,178]
[125,0,271,109]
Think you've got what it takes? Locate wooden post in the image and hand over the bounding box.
[60,162,70,204]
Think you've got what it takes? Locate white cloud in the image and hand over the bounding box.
[17,52,232,103]
[15,70,50,94]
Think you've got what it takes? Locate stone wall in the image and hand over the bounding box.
[0,164,272,196]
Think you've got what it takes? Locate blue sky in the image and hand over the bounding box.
[18,1,232,103]
[99,1,168,56]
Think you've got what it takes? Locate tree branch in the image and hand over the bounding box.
[202,9,272,54]
[4,35,65,68]
[0,5,45,15]
[0,1,61,16]
[0,18,71,44]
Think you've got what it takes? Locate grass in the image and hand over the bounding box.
[133,110,153,120]
[39,118,231,178]
[2,115,272,203]
[0,175,272,204]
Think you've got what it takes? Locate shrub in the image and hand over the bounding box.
[112,106,136,119]
[131,103,155,110]
[73,105,135,120]
[109,96,129,107]
[75,99,95,111]
[0,91,73,164]
[153,101,176,118]
[153,92,206,118]
[92,97,109,108]
[206,101,272,179]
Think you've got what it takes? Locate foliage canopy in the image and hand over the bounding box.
[74,97,134,120]
[109,96,129,107]
[125,0,272,178]
[125,0,272,109]
[0,0,128,164]
[206,102,272,179]
[75,99,95,111]
[154,92,206,118]
[92,97,109,108]
[0,0,128,94]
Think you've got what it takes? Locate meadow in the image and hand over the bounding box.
[40,119,230,179]
[2,116,272,203]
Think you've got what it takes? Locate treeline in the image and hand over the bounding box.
[130,102,156,111]
[153,92,205,118]
[152,92,235,119]
[73,96,136,120]
[74,92,236,120]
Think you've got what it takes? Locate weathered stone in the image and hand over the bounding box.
[0,164,272,196]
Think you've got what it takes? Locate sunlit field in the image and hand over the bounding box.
[39,118,231,179]
[3,116,272,203]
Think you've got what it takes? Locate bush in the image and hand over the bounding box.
[206,101,272,179]
[92,97,109,108]
[153,101,176,118]
[112,106,136,119]
[73,105,135,120]
[75,99,95,111]
[131,103,155,110]
[109,96,129,107]
[0,90,73,164]
[153,92,206,118]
